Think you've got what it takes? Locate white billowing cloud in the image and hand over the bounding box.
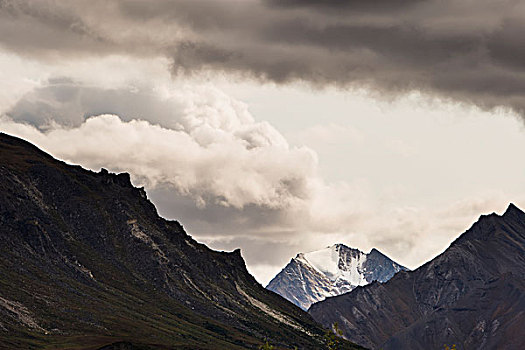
[174,87,290,151]
[0,110,317,211]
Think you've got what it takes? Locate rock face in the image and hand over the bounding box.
[267,244,407,310]
[0,133,364,350]
[309,204,525,350]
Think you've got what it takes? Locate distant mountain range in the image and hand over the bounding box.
[267,244,407,310]
[309,204,525,350]
[0,133,363,350]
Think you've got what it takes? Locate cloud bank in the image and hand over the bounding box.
[2,95,318,211]
[2,87,524,283]
[0,0,524,119]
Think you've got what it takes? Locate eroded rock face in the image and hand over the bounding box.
[0,133,363,350]
[267,244,407,310]
[309,204,525,350]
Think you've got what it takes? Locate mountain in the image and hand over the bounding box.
[0,133,364,350]
[266,244,407,310]
[309,204,525,350]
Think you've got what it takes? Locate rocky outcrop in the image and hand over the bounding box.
[309,204,525,350]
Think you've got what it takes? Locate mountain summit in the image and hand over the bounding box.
[0,133,363,349]
[309,204,525,349]
[267,244,407,310]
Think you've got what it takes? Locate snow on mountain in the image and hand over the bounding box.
[267,244,408,310]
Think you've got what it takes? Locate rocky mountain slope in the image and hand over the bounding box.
[0,133,364,350]
[267,244,407,310]
[309,204,525,349]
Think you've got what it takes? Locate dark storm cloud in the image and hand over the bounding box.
[265,0,423,12]
[1,0,524,117]
[0,0,116,57]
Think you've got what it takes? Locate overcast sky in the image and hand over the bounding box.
[1,0,524,284]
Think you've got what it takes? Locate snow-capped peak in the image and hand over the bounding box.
[303,245,341,278]
[301,244,368,286]
[267,244,408,310]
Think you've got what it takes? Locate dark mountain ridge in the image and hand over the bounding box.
[0,133,363,349]
[309,203,525,349]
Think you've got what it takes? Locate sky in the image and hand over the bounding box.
[1,0,524,284]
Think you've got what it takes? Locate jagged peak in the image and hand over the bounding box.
[228,248,247,265]
[293,244,364,262]
[473,203,524,224]
[503,203,524,218]
[450,202,525,249]
[329,243,363,253]
[368,248,384,256]
[295,252,306,259]
[98,168,133,187]
[331,243,346,249]
[232,248,242,256]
